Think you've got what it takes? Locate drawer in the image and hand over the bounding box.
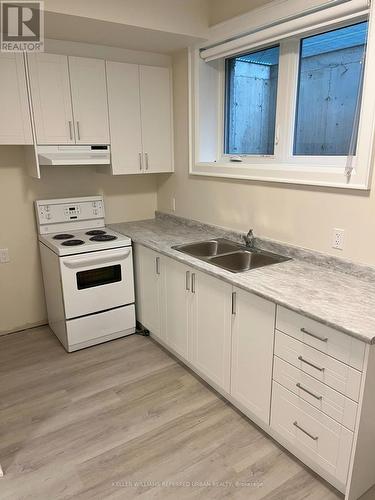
[271,382,354,485]
[273,356,358,431]
[66,304,135,350]
[275,330,362,402]
[276,306,365,371]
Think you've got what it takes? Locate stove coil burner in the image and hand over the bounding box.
[53,234,74,240]
[90,234,118,242]
[85,230,107,236]
[62,239,85,246]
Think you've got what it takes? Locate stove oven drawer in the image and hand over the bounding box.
[66,304,136,351]
[60,247,134,319]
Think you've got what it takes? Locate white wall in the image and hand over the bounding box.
[157,49,375,266]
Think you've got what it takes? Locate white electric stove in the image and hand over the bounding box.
[35,195,136,352]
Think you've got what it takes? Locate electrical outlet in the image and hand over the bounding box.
[172,197,176,212]
[0,248,10,263]
[332,229,345,250]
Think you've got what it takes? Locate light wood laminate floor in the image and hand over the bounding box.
[0,327,373,500]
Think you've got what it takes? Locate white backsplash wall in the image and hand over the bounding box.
[0,147,157,335]
[157,49,375,267]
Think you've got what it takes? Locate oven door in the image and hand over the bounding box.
[60,247,134,319]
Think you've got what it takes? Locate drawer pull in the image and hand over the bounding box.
[293,421,319,441]
[296,382,323,401]
[301,327,328,343]
[298,355,325,372]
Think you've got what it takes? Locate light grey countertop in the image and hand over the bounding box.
[110,213,375,345]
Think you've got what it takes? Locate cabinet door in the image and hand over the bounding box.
[0,53,32,144]
[140,65,173,173]
[134,244,164,340]
[164,257,190,358]
[106,61,143,174]
[190,271,232,392]
[69,56,110,144]
[27,53,74,145]
[231,288,276,425]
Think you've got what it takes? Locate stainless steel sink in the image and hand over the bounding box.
[172,238,290,273]
[209,250,287,272]
[174,238,240,258]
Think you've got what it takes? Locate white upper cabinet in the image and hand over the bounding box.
[27,53,74,145]
[140,65,173,173]
[28,53,110,146]
[106,62,173,174]
[0,53,32,145]
[68,56,110,144]
[106,61,143,174]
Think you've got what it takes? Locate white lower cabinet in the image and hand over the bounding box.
[271,382,354,486]
[273,356,358,431]
[134,244,164,340]
[163,257,190,358]
[189,270,232,392]
[134,245,375,500]
[231,289,276,425]
[135,246,275,400]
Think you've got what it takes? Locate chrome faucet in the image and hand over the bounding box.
[244,229,255,249]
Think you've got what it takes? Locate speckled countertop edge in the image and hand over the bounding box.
[110,213,375,345]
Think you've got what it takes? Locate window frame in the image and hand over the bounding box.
[189,13,375,189]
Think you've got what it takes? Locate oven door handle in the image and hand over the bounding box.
[62,249,131,269]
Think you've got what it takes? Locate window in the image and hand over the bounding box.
[191,0,375,189]
[225,46,279,155]
[294,22,368,156]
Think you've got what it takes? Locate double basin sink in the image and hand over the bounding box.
[172,238,290,273]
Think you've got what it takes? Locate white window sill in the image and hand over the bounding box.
[190,161,370,190]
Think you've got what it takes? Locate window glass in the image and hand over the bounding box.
[225,46,279,155]
[294,22,368,156]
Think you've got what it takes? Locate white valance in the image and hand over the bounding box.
[200,0,370,61]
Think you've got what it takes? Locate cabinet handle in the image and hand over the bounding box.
[301,327,328,343]
[68,121,73,141]
[145,152,149,171]
[139,152,143,171]
[76,121,81,141]
[191,273,196,294]
[293,421,319,441]
[155,257,160,275]
[296,383,323,401]
[298,355,325,372]
[232,292,237,315]
[185,271,190,291]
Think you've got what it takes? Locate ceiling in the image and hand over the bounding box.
[44,11,205,54]
[42,1,273,55]
[208,0,274,26]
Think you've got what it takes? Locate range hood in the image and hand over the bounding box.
[37,145,111,166]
